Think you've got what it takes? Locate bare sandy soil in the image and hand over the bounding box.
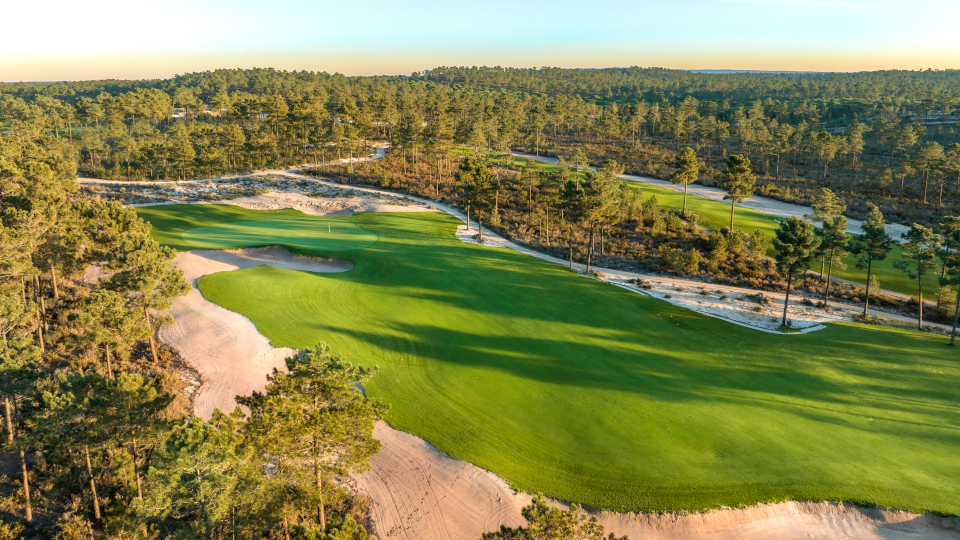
[138,183,958,540]
[217,190,435,217]
[358,422,960,540]
[162,247,352,419]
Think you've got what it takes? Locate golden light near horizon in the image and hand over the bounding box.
[2,0,958,80]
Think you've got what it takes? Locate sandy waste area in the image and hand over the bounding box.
[217,190,435,217]
[138,191,959,540]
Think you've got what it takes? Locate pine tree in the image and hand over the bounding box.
[482,493,626,540]
[820,216,850,305]
[773,217,821,326]
[939,228,960,345]
[135,412,258,540]
[455,156,496,242]
[894,224,940,329]
[104,230,188,365]
[237,343,386,532]
[848,205,893,317]
[670,147,699,215]
[720,154,756,231]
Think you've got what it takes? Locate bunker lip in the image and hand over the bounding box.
[161,246,352,420]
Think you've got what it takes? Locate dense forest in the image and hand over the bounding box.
[0,129,383,537]
[3,66,959,226]
[4,66,960,537]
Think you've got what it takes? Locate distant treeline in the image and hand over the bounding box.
[3,66,960,225]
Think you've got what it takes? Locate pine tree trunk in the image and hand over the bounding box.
[781,275,792,326]
[50,266,59,300]
[85,445,101,520]
[3,397,30,521]
[950,296,960,346]
[145,308,159,365]
[824,252,836,306]
[863,259,873,317]
[917,258,924,330]
[586,225,595,274]
[3,398,11,445]
[131,439,143,499]
[36,309,44,353]
[105,343,114,380]
[20,448,31,522]
[729,201,736,231]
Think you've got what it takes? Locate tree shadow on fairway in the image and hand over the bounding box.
[302,316,960,445]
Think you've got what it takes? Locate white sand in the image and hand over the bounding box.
[217,190,435,216]
[162,247,352,419]
[358,421,960,540]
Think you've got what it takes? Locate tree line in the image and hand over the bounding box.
[3,67,960,226]
[1,130,385,538]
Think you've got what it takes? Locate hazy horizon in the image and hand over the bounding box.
[2,0,957,82]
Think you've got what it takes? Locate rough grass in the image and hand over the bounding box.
[508,155,938,299]
[139,204,960,515]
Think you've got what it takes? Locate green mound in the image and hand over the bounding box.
[135,204,377,254]
[182,218,377,252]
[139,205,960,516]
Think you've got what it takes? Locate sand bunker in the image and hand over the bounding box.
[355,423,531,540]
[358,420,960,540]
[221,190,436,216]
[162,246,352,419]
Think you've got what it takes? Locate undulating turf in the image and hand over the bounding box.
[139,204,960,515]
[138,205,377,252]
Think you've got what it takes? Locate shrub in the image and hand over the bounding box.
[661,248,703,276]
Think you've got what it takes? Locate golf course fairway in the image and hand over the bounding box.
[138,204,960,515]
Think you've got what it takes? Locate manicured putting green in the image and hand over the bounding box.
[139,205,960,516]
[182,217,377,252]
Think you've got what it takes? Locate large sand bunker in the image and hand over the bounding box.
[163,246,352,419]
[224,190,436,217]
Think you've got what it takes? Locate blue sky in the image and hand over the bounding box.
[1,0,957,80]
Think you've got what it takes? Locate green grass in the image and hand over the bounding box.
[505,154,939,299]
[138,205,377,252]
[140,204,960,515]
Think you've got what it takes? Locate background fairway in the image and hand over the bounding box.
[137,205,377,252]
[140,205,960,515]
[507,155,939,299]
